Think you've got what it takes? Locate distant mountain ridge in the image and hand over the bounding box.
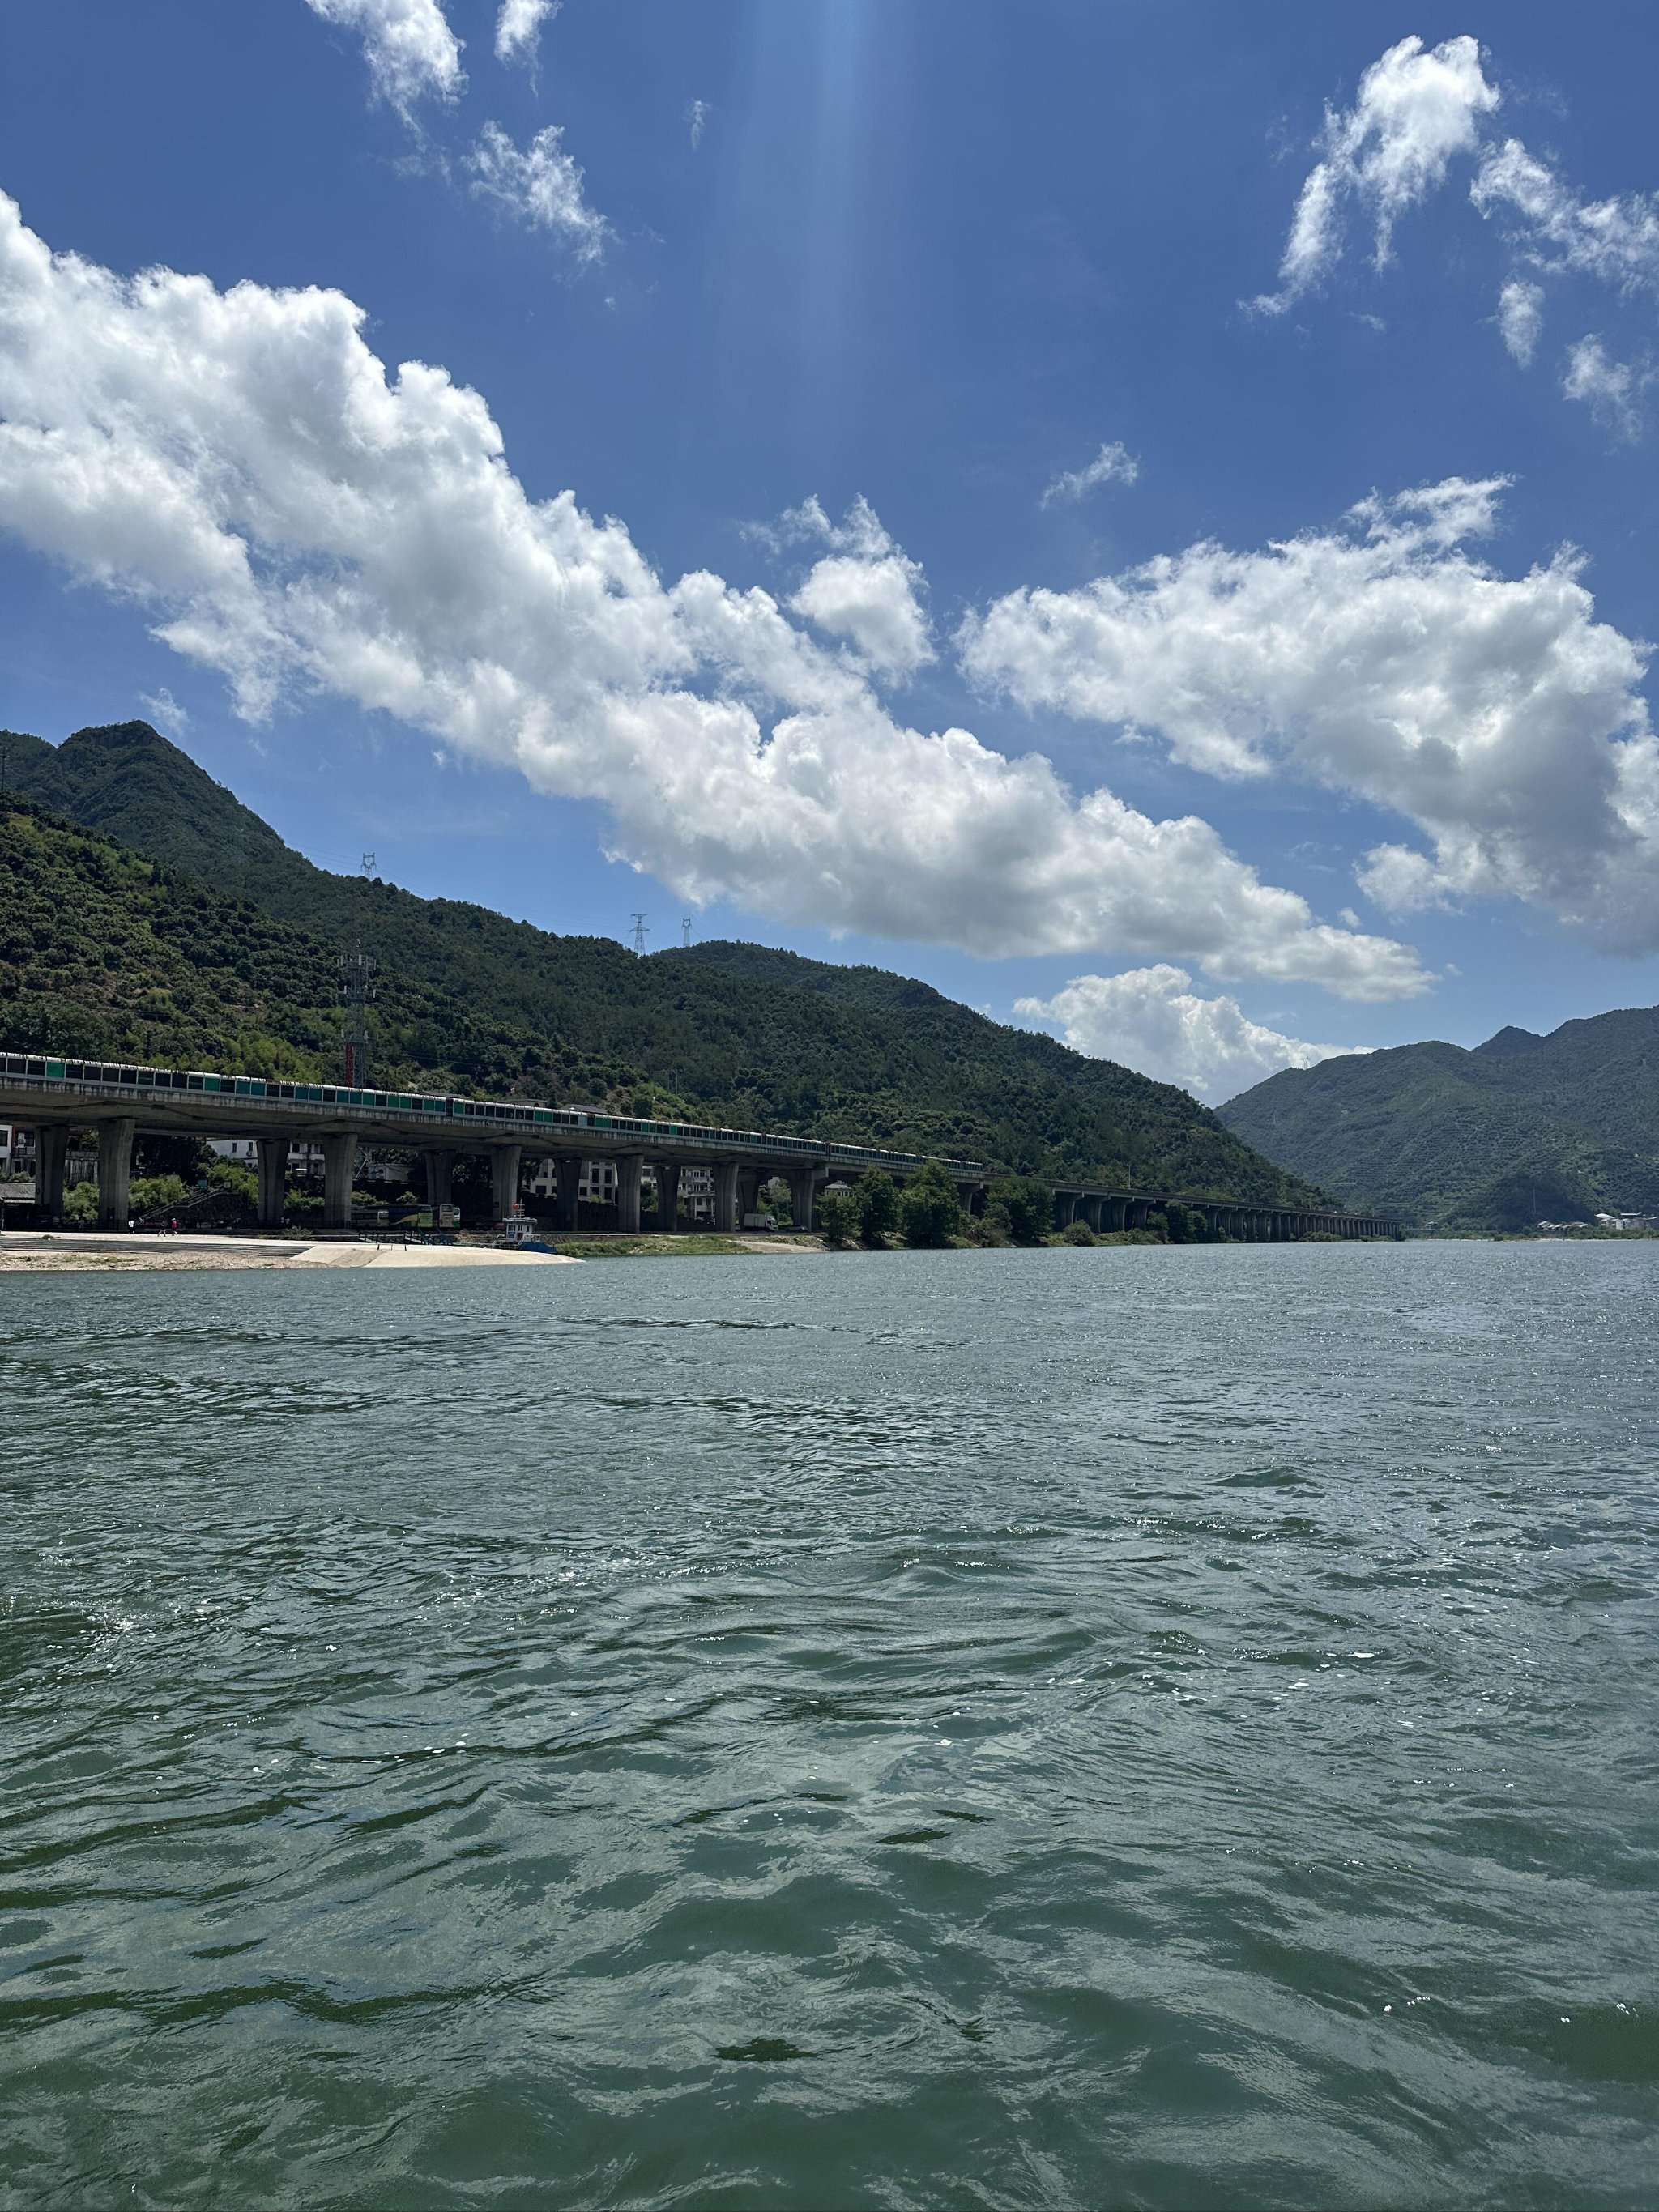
[1218,1008,1659,1230]
[0,719,1326,1204]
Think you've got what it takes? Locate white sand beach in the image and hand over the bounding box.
[0,1232,580,1272]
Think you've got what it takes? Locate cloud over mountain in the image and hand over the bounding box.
[1016,966,1362,1103]
[0,192,1422,998]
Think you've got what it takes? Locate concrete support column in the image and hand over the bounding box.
[554,1157,582,1231]
[713,1161,740,1233]
[424,1149,455,1212]
[35,1125,68,1222]
[1054,1191,1077,1230]
[1106,1198,1128,1232]
[256,1137,288,1230]
[652,1161,680,1230]
[492,1144,524,1223]
[615,1153,643,1234]
[957,1183,980,1221]
[789,1166,822,1234]
[1082,1195,1104,1232]
[322,1134,356,1230]
[738,1167,761,1222]
[96,1119,136,1230]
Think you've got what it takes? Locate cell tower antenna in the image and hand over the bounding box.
[630,910,650,957]
[682,917,693,948]
[339,941,377,1087]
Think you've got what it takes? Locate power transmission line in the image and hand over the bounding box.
[630,910,650,957]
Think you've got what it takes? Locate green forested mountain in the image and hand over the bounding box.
[1218,1012,1659,1230]
[0,720,1324,1201]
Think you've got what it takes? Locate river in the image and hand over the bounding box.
[2,1242,1654,2208]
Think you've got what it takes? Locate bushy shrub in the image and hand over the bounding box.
[899,1161,964,1247]
[1060,1218,1097,1246]
[964,1214,1011,1247]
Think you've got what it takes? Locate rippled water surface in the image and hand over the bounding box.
[2,1242,1656,2209]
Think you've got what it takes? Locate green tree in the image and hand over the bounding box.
[130,1173,188,1215]
[62,1180,98,1224]
[818,1189,859,1247]
[899,1160,964,1247]
[1160,1201,1210,1243]
[853,1166,899,1246]
[1060,1218,1096,1246]
[987,1173,1051,1243]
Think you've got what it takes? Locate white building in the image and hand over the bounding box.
[207,1137,327,1177]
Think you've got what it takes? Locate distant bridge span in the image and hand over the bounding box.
[0,1052,1397,1240]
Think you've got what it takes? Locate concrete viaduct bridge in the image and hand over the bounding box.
[0,1052,983,1233]
[1051,1186,1397,1242]
[0,1052,1398,1242]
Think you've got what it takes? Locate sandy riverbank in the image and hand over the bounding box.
[0,1232,581,1272]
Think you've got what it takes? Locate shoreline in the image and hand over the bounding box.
[0,1230,582,1271]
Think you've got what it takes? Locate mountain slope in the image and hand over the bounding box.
[0,794,653,1103]
[2,718,1327,1200]
[1218,1013,1659,1229]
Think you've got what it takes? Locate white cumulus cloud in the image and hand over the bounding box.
[467,123,609,261]
[781,498,932,680]
[1497,277,1543,365]
[304,0,463,115]
[1040,441,1139,508]
[1258,34,1499,311]
[1016,965,1362,1103]
[496,0,557,66]
[962,479,1659,953]
[0,191,1425,999]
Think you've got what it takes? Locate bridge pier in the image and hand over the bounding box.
[488,1144,522,1224]
[651,1160,680,1230]
[554,1156,582,1231]
[1054,1191,1077,1230]
[423,1149,455,1213]
[256,1136,288,1229]
[614,1153,643,1234]
[322,1133,356,1230]
[790,1166,823,1233]
[96,1118,135,1230]
[34,1124,68,1223]
[713,1161,740,1233]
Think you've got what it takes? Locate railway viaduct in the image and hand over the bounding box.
[0,1053,1398,1241]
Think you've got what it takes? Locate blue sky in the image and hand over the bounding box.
[2,2,1658,1098]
